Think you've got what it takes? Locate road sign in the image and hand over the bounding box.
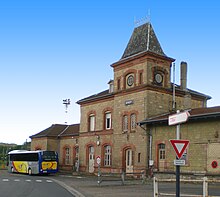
[96,156,101,165]
[168,111,190,126]
[174,159,185,166]
[211,160,218,169]
[170,139,189,159]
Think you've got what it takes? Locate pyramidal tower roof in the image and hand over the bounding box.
[121,22,166,59]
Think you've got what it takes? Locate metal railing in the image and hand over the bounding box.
[153,177,220,197]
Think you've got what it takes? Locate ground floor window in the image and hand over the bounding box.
[104,145,111,166]
[65,147,70,165]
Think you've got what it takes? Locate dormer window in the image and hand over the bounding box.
[108,80,114,93]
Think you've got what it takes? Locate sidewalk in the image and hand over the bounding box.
[53,172,153,197]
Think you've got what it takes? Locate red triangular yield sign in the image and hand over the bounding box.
[170,139,189,159]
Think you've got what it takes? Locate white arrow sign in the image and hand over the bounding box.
[168,111,190,126]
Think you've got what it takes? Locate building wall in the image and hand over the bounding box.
[31,138,48,150]
[79,99,114,133]
[151,119,220,174]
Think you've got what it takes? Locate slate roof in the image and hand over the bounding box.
[77,84,210,105]
[174,84,211,100]
[30,124,80,139]
[138,106,220,126]
[77,89,112,104]
[121,22,167,59]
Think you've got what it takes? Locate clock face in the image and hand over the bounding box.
[155,73,163,84]
[127,75,134,86]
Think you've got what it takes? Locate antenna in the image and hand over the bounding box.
[63,99,71,124]
[134,7,151,27]
[134,16,149,27]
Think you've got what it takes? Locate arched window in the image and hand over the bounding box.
[122,115,128,132]
[104,145,111,166]
[65,147,70,165]
[130,113,136,131]
[158,143,165,160]
[105,112,111,130]
[89,114,95,131]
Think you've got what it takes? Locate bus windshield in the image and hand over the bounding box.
[42,151,57,161]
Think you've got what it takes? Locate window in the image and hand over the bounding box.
[89,114,95,131]
[104,145,111,166]
[65,147,70,165]
[138,153,141,163]
[105,112,111,130]
[130,113,136,131]
[117,79,121,90]
[123,115,128,132]
[139,72,143,85]
[159,143,165,160]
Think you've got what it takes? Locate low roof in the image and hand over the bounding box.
[138,106,220,126]
[30,124,80,139]
[77,89,112,104]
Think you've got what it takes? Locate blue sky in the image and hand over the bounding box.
[1,0,220,144]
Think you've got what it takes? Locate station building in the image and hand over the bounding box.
[30,22,220,175]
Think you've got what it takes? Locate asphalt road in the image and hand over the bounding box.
[0,172,75,197]
[1,170,220,197]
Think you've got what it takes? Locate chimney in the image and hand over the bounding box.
[180,61,187,91]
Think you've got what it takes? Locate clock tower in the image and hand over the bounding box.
[111,22,175,118]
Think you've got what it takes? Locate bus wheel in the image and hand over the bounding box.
[28,168,32,175]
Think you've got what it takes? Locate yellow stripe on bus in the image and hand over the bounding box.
[12,161,28,173]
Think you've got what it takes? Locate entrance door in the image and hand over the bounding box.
[158,143,166,171]
[88,146,95,173]
[125,149,133,173]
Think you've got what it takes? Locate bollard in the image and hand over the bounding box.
[121,171,125,185]
[153,177,158,197]
[141,171,146,184]
[203,177,208,197]
[97,164,101,186]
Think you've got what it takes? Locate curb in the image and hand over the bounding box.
[50,178,86,197]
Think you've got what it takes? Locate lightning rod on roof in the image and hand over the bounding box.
[134,9,151,27]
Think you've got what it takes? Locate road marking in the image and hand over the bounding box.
[1,179,54,183]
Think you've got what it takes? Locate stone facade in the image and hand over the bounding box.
[149,115,220,174]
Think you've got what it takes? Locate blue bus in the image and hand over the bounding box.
[8,150,58,175]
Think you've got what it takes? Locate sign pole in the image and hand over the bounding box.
[176,122,180,197]
[169,110,190,197]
